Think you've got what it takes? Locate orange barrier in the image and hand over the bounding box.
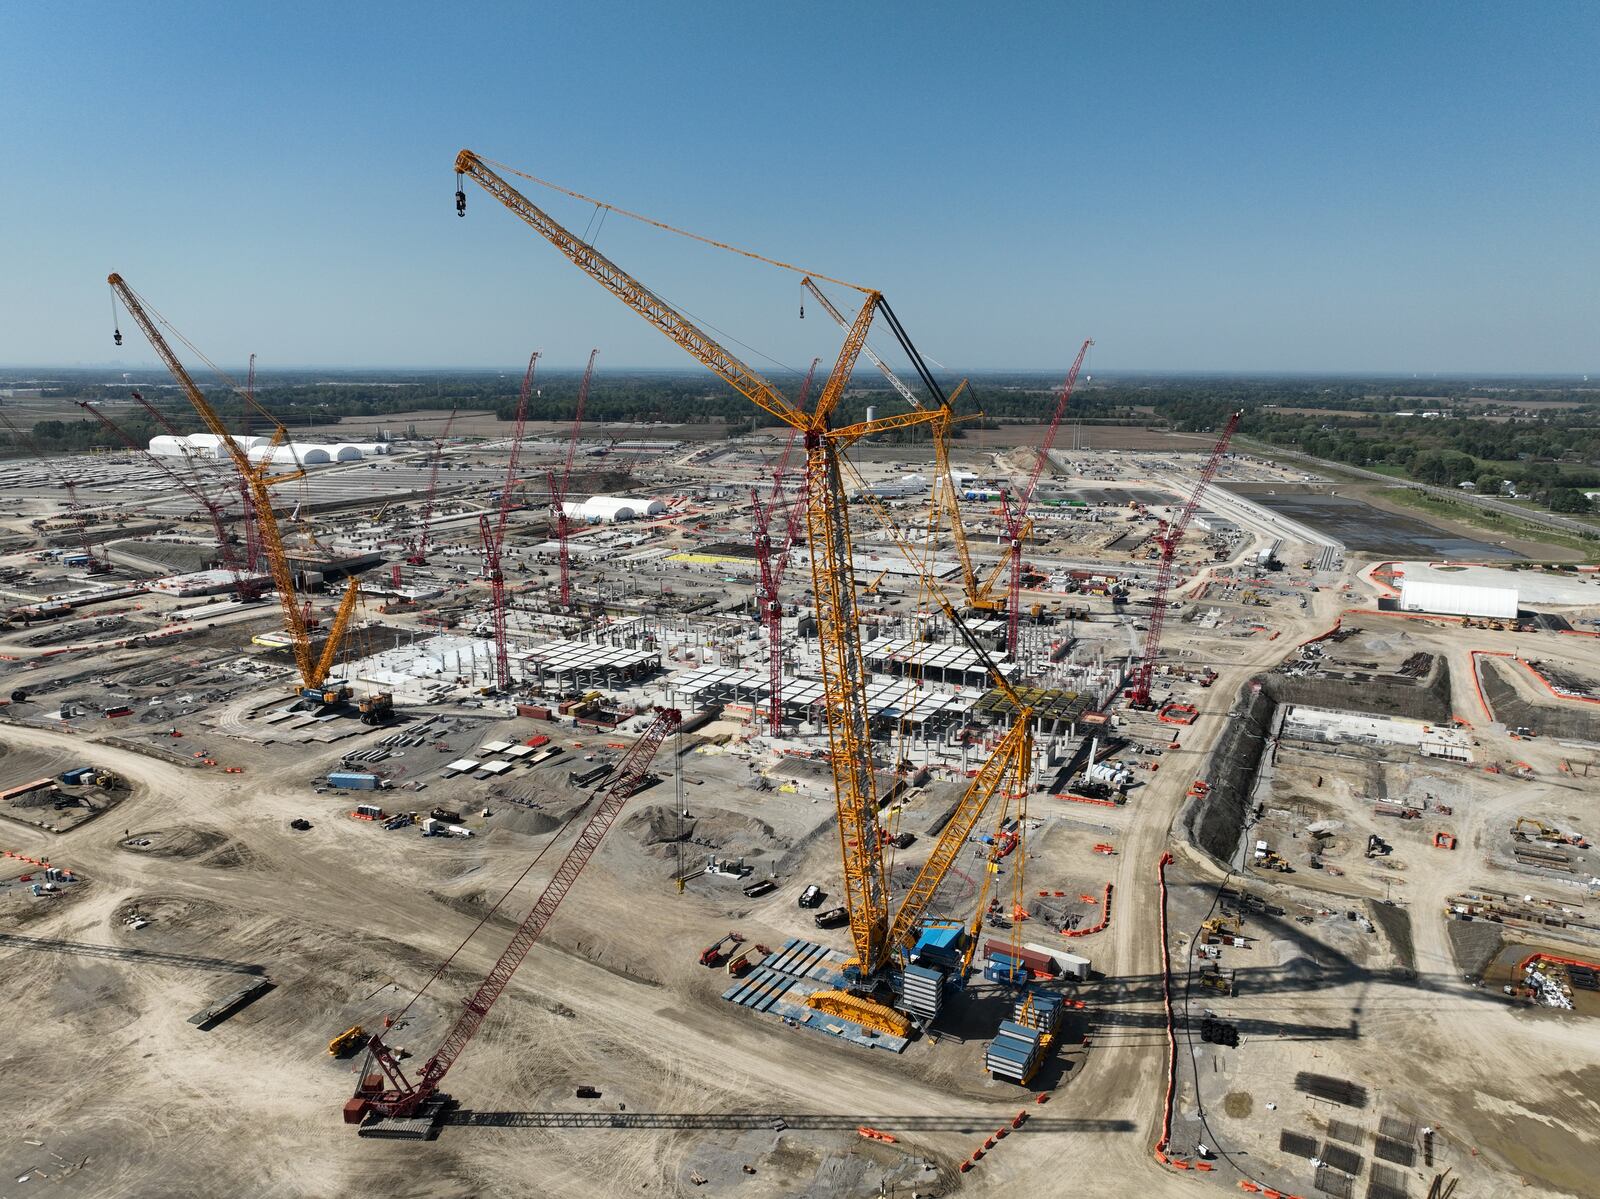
[1061,883,1113,938]
[1518,950,1600,974]
[1057,791,1119,808]
[856,1126,896,1144]
[1468,649,1517,721]
[1153,852,1177,1161]
[1519,657,1600,707]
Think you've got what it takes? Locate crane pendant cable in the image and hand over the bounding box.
[481,156,870,295]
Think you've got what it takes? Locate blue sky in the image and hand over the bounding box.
[4,2,1596,374]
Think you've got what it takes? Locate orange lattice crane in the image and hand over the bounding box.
[109,274,389,721]
[455,153,1034,1033]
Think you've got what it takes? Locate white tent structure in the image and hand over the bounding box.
[1399,579,1517,620]
[561,495,668,523]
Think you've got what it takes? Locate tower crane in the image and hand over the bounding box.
[480,351,539,690]
[0,410,112,574]
[455,152,1033,1033]
[407,404,458,565]
[1127,409,1242,709]
[108,274,391,723]
[547,348,598,608]
[346,706,682,1125]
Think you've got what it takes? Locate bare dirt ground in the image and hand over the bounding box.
[3,444,1599,1198]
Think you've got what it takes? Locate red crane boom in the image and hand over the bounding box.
[408,405,458,565]
[241,353,261,571]
[751,359,818,734]
[481,353,539,689]
[346,706,683,1125]
[76,398,262,597]
[0,410,110,574]
[995,338,1092,656]
[1127,409,1242,708]
[548,349,598,608]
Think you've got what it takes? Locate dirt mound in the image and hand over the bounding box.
[201,840,265,871]
[119,827,229,859]
[624,805,786,860]
[625,805,689,848]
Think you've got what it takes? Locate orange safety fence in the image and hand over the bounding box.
[1057,791,1119,808]
[1293,616,1343,649]
[1468,649,1517,721]
[1153,853,1177,1160]
[1061,883,1113,938]
[1518,657,1600,707]
[1518,951,1600,974]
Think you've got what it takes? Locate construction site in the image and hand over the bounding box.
[3,155,1598,1199]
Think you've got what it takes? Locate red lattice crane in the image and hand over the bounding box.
[546,348,598,608]
[480,353,539,689]
[1126,409,1242,709]
[751,359,817,734]
[346,706,682,1126]
[993,338,1091,657]
[407,404,458,565]
[241,353,261,572]
[0,409,111,574]
[76,397,265,598]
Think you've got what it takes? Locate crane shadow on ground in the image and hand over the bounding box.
[441,1110,1137,1134]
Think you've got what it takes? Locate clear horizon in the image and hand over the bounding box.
[5,3,1597,375]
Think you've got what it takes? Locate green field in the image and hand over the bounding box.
[1378,488,1600,563]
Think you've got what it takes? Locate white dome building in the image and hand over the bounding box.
[561,495,668,524]
[150,432,268,458]
[245,444,335,466]
[330,444,365,461]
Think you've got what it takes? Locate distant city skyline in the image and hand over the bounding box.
[4,3,1596,374]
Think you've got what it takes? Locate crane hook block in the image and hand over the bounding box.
[455,173,467,218]
[113,328,123,346]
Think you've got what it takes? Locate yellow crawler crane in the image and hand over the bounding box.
[457,152,1034,1034]
[109,275,385,716]
[803,277,1002,618]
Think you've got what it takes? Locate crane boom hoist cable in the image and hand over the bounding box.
[108,274,388,719]
[455,153,1039,1034]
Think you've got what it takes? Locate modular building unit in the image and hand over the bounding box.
[1398,579,1517,620]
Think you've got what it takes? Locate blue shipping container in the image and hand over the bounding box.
[328,771,379,790]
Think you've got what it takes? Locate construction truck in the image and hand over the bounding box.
[328,1025,366,1056]
[699,931,745,967]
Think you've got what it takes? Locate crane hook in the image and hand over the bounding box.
[455,172,467,218]
[799,303,805,320]
[113,328,123,346]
